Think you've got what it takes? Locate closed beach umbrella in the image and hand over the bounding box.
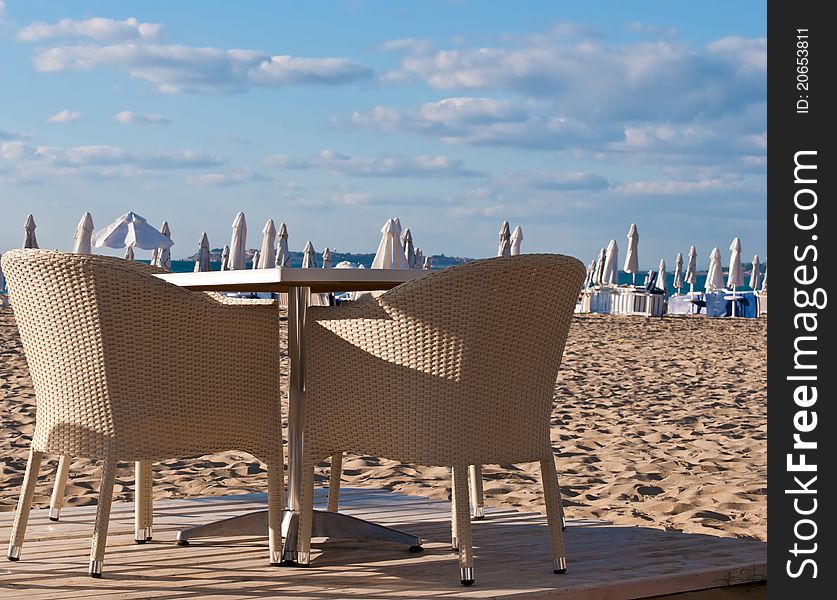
[705,247,724,292]
[585,259,596,288]
[157,221,172,270]
[749,254,761,290]
[684,245,697,293]
[92,212,173,250]
[510,226,523,255]
[673,252,684,292]
[414,247,424,269]
[372,218,410,269]
[194,232,211,272]
[322,247,332,268]
[623,223,639,284]
[594,247,606,285]
[72,212,94,254]
[257,219,277,269]
[23,215,38,248]
[302,241,317,269]
[124,246,135,260]
[761,270,768,293]
[497,221,511,257]
[228,212,247,270]
[602,239,619,285]
[277,223,291,267]
[251,250,260,269]
[402,228,416,268]
[656,258,668,294]
[727,237,744,289]
[423,255,432,270]
[220,245,230,271]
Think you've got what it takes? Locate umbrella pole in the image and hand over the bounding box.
[731,285,737,317]
[632,273,636,286]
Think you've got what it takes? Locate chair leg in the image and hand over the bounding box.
[267,454,284,566]
[451,465,475,585]
[450,467,458,550]
[49,455,72,521]
[295,461,316,566]
[540,455,568,574]
[134,461,153,543]
[326,452,342,512]
[89,458,117,578]
[7,449,44,561]
[468,465,485,519]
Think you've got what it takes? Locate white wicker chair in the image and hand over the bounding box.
[298,254,585,585]
[2,249,285,577]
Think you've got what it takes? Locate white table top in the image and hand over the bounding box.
[154,267,427,293]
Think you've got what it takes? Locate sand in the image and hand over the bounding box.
[0,307,766,542]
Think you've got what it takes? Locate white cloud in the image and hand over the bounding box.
[18,17,162,42]
[263,148,483,178]
[187,169,266,187]
[32,43,372,93]
[350,97,619,150]
[383,31,765,123]
[47,109,82,123]
[114,110,170,124]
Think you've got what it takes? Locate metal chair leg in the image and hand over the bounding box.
[452,465,475,585]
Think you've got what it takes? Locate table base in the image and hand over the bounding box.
[175,509,422,564]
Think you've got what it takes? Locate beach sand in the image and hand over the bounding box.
[0,307,766,543]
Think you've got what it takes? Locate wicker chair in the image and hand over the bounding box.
[297,254,585,585]
[1,249,285,578]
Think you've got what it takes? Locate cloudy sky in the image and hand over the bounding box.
[0,1,765,267]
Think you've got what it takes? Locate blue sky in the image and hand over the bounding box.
[0,1,766,268]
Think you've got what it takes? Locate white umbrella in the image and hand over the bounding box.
[228,212,247,270]
[423,255,432,270]
[194,232,211,272]
[726,237,744,316]
[257,219,277,269]
[23,214,38,248]
[302,241,317,268]
[705,247,724,292]
[277,223,291,267]
[156,221,172,270]
[414,247,424,269]
[92,212,174,250]
[761,270,768,293]
[644,270,653,287]
[585,259,596,288]
[749,254,761,290]
[401,228,416,268]
[602,239,619,285]
[497,221,511,257]
[372,218,409,269]
[656,258,667,294]
[594,247,606,285]
[727,237,744,289]
[510,226,523,255]
[684,245,698,294]
[72,212,94,254]
[322,247,332,268]
[124,246,135,260]
[673,252,684,293]
[251,250,260,269]
[623,223,639,285]
[220,245,230,271]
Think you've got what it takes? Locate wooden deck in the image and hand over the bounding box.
[0,488,766,599]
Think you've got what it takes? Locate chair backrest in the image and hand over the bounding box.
[1,249,282,461]
[306,253,586,465]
